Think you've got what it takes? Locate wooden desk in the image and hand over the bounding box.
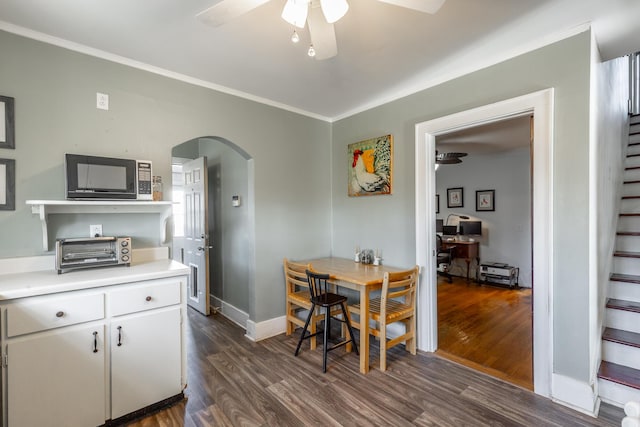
[305,257,404,374]
[441,240,479,281]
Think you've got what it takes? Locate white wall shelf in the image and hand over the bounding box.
[26,200,174,251]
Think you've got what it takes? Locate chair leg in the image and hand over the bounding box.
[380,322,387,372]
[295,303,315,356]
[407,317,416,354]
[341,303,359,355]
[285,301,293,336]
[323,307,330,373]
[310,307,317,350]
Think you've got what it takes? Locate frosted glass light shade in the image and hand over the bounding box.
[320,0,349,23]
[281,0,309,28]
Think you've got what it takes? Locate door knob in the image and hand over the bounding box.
[198,246,213,251]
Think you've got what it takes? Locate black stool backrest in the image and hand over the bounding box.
[306,270,331,298]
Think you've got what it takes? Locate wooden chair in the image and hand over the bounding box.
[348,266,419,371]
[294,270,359,373]
[284,258,322,350]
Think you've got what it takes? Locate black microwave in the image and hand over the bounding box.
[65,154,153,200]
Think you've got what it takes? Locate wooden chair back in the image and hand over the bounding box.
[380,267,418,321]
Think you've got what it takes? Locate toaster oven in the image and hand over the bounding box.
[55,236,132,274]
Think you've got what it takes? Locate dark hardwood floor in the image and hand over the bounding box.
[437,276,533,389]
[126,305,624,426]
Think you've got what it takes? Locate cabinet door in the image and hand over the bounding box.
[7,324,106,427]
[111,307,181,419]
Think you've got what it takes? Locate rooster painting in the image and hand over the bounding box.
[348,135,392,196]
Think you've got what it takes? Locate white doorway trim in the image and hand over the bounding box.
[414,89,554,397]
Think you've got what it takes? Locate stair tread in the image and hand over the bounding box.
[622,196,640,199]
[620,213,640,217]
[625,180,640,184]
[630,142,640,147]
[598,361,640,390]
[627,153,640,158]
[625,166,640,171]
[614,250,640,258]
[603,327,640,348]
[611,273,640,284]
[617,232,640,236]
[606,298,640,313]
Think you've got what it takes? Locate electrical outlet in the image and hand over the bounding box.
[96,92,109,110]
[90,224,102,237]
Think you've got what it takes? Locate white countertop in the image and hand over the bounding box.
[0,259,189,301]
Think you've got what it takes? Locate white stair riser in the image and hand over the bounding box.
[602,341,640,370]
[630,134,640,145]
[598,378,640,407]
[631,116,640,125]
[609,280,640,303]
[615,235,640,251]
[625,167,640,182]
[631,123,640,134]
[621,198,640,212]
[626,156,640,168]
[612,257,640,275]
[623,182,640,197]
[617,216,640,232]
[629,142,640,155]
[605,309,640,334]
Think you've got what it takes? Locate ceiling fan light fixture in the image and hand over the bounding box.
[290,29,300,43]
[320,0,349,23]
[307,44,316,57]
[281,0,309,28]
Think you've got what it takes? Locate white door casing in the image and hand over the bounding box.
[414,89,554,397]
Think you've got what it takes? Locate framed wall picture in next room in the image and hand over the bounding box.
[0,96,15,150]
[447,187,463,208]
[0,158,15,211]
[476,189,495,211]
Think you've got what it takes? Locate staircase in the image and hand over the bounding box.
[598,114,640,405]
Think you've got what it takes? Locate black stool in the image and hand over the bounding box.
[294,270,359,372]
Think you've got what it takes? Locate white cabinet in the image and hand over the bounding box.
[111,307,181,418]
[7,323,106,427]
[1,274,187,426]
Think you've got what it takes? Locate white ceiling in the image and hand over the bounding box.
[0,0,639,121]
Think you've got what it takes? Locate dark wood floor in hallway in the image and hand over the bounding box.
[437,276,533,390]
[127,306,624,426]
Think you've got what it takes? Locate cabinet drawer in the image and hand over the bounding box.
[6,293,105,337]
[110,280,181,316]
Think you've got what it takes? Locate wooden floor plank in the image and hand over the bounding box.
[125,305,624,426]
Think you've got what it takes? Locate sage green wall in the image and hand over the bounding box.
[331,32,592,382]
[0,30,332,323]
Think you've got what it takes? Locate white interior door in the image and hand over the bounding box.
[183,157,210,315]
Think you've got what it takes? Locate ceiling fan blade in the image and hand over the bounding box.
[376,0,445,14]
[196,0,271,27]
[307,6,337,60]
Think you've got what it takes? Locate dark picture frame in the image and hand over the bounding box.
[436,194,440,214]
[0,158,15,211]
[447,187,463,208]
[0,95,15,150]
[476,189,495,211]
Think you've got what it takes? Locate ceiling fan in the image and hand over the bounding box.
[196,0,446,60]
[436,151,467,165]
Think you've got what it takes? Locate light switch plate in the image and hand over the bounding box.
[96,92,109,110]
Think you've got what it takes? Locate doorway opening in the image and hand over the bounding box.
[415,89,553,397]
[434,115,534,389]
[172,136,254,329]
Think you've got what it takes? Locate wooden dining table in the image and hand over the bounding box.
[304,257,405,374]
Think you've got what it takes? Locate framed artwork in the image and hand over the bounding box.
[476,189,495,211]
[0,96,15,149]
[436,194,440,214]
[447,187,463,208]
[348,134,392,197]
[0,158,15,211]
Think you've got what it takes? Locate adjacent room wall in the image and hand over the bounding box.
[0,30,332,324]
[436,147,532,287]
[331,31,592,385]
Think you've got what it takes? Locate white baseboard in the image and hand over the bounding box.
[210,295,249,330]
[245,316,286,342]
[551,373,599,416]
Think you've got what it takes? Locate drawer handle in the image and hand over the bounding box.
[56,311,64,318]
[117,326,122,347]
[145,296,152,302]
[93,331,99,353]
